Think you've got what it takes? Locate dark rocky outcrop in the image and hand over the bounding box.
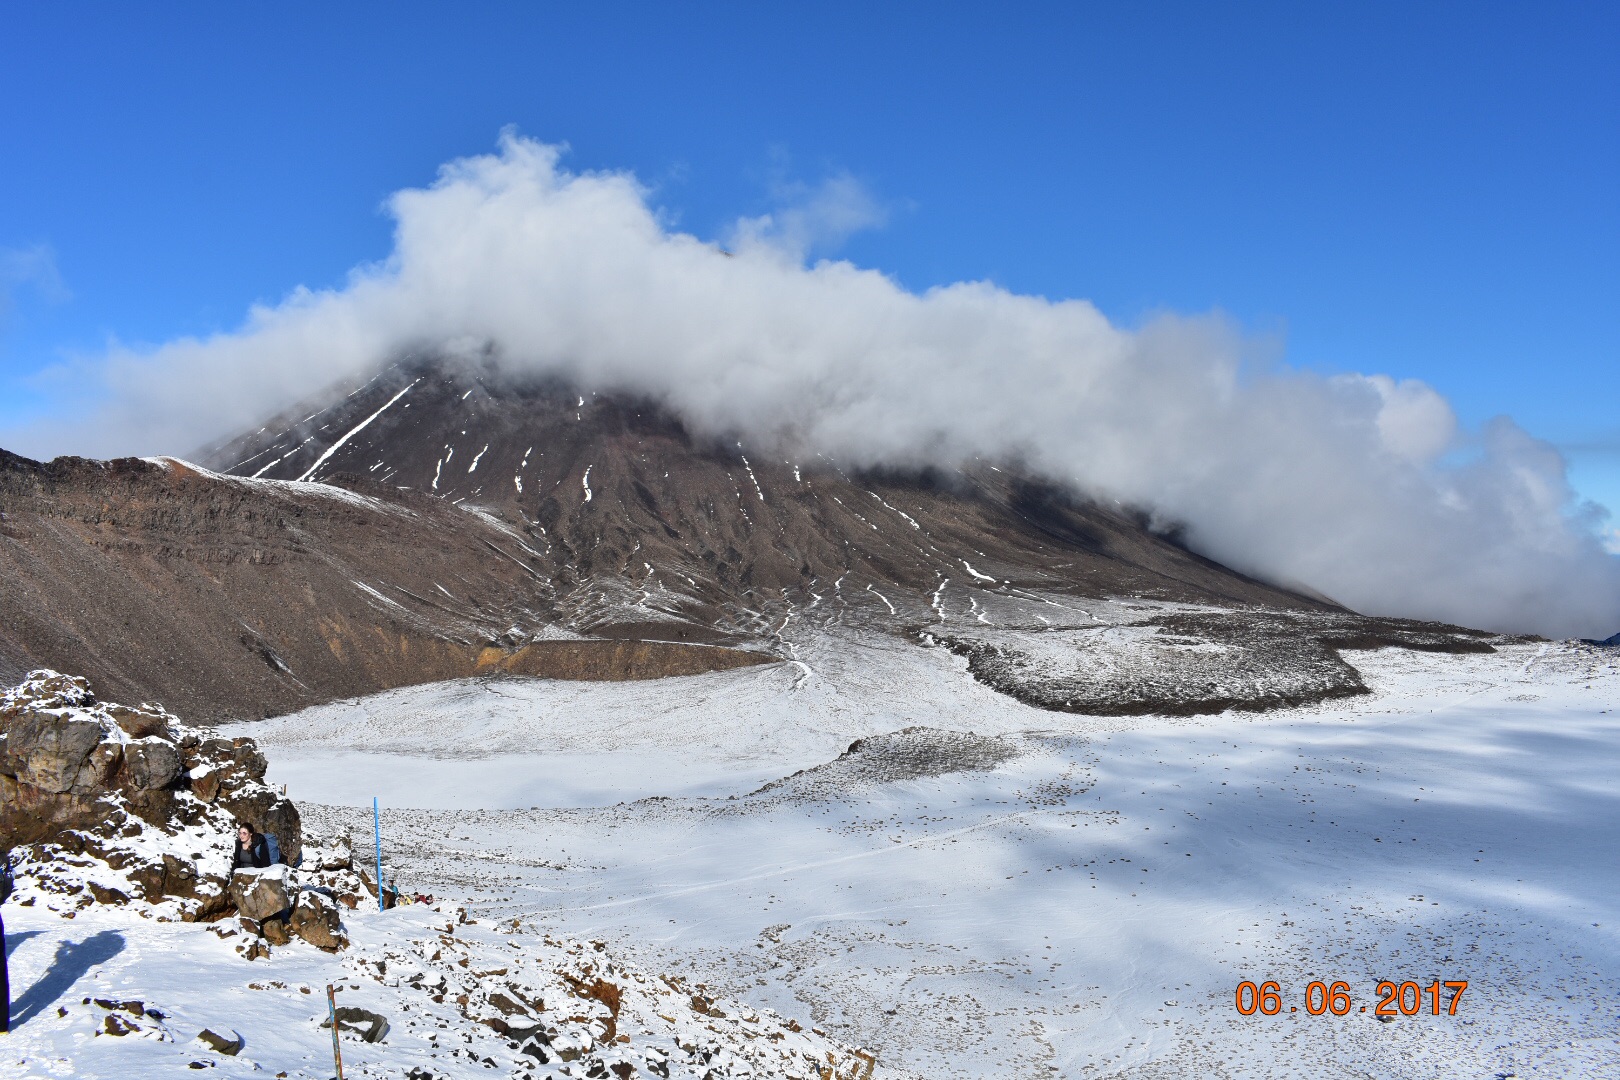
[932,609,1512,716]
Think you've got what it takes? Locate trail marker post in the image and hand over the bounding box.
[373,797,383,913]
[326,983,345,1080]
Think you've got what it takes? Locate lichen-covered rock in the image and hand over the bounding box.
[4,712,106,793]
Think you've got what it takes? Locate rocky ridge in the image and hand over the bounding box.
[929,606,1504,716]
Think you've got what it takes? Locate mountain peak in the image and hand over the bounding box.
[0,358,1507,722]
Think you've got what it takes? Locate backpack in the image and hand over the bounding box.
[264,833,283,866]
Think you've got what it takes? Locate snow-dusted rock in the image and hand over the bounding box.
[229,865,291,922]
[195,1027,244,1055]
[303,831,353,871]
[260,915,292,946]
[124,737,182,790]
[289,889,347,951]
[1,668,306,923]
[6,711,107,793]
[320,1005,390,1043]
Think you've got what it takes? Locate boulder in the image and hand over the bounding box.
[199,737,267,782]
[87,881,130,904]
[229,866,291,922]
[321,1006,390,1043]
[196,1028,244,1055]
[314,834,353,871]
[79,741,125,793]
[289,891,347,952]
[126,857,168,902]
[0,772,115,844]
[260,916,291,946]
[6,712,105,793]
[160,853,198,896]
[230,740,268,780]
[166,858,231,923]
[106,704,171,739]
[192,767,225,803]
[124,739,182,790]
[489,991,531,1017]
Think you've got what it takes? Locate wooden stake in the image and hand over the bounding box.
[326,983,344,1080]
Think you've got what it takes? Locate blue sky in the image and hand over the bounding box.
[2,3,1616,525]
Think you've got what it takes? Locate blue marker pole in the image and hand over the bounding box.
[373,797,383,913]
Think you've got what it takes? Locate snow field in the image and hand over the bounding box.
[253,633,1619,1077]
[8,629,1613,1076]
[3,897,871,1078]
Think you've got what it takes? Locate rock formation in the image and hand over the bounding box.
[1,669,353,953]
[1,667,301,860]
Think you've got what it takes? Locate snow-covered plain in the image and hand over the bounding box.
[7,629,1618,1077]
[251,629,1620,1077]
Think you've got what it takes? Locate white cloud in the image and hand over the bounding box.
[2,133,1615,638]
[728,171,888,262]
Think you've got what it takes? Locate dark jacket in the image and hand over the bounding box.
[232,835,271,871]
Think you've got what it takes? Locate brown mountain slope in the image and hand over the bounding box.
[204,359,1326,621]
[0,451,769,721]
[1,358,1504,722]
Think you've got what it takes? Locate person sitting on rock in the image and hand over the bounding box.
[232,825,271,872]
